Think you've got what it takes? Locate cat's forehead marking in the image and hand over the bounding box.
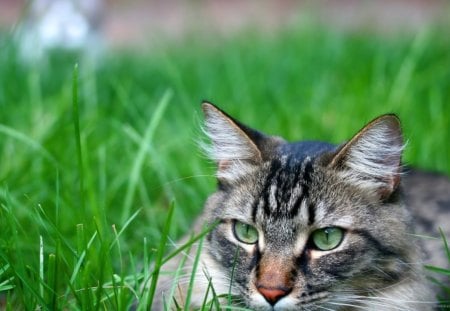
[252,156,314,221]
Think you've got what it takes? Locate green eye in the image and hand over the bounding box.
[311,227,344,251]
[233,221,259,244]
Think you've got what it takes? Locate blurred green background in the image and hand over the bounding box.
[0,0,449,309]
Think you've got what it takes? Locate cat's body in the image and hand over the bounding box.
[154,103,449,310]
[404,170,450,274]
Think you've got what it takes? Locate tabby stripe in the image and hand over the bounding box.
[307,202,315,225]
[297,251,311,276]
[352,229,397,257]
[301,160,313,198]
[289,193,305,218]
[280,158,299,211]
[248,245,261,272]
[253,158,316,219]
[259,159,283,218]
[275,169,287,213]
[283,159,302,217]
[289,159,314,218]
[251,198,260,223]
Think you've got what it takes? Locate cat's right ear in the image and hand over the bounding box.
[202,102,263,183]
[328,114,404,200]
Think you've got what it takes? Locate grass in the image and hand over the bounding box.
[0,20,450,309]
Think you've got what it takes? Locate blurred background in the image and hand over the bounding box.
[1,0,449,46]
[0,1,450,309]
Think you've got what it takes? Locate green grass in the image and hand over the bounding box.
[0,21,450,309]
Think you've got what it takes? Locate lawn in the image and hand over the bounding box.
[0,21,449,309]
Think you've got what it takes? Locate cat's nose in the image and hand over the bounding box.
[257,286,291,305]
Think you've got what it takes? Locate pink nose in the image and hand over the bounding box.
[257,286,290,305]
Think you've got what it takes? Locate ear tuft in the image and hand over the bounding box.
[330,114,404,199]
[201,102,262,182]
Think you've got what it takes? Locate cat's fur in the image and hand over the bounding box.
[154,103,450,310]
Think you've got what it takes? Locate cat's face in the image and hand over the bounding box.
[201,103,412,310]
[206,157,410,310]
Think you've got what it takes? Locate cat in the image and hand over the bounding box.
[153,102,450,310]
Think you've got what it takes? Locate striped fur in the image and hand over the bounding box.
[153,103,443,310]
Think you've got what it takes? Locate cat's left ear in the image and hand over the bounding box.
[202,102,270,184]
[329,115,404,199]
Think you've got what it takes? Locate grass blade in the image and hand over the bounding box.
[121,89,173,222]
[46,253,56,309]
[183,235,204,310]
[161,221,217,266]
[0,124,57,165]
[109,209,141,251]
[0,265,14,292]
[425,265,450,276]
[39,236,44,301]
[227,247,240,307]
[72,63,86,219]
[439,228,450,261]
[144,201,175,309]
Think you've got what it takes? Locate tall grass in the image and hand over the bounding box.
[0,22,449,309]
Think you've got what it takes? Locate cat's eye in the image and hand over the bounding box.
[233,221,259,244]
[311,227,344,251]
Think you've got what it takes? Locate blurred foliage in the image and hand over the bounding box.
[0,23,449,308]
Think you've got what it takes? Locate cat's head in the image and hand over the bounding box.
[201,102,414,310]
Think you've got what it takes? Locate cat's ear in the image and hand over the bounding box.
[329,115,404,199]
[202,102,264,183]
